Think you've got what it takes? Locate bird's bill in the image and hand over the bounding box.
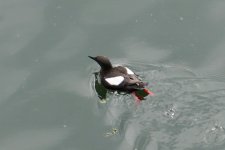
[88,56,96,60]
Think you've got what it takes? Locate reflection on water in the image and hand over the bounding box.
[90,61,225,150]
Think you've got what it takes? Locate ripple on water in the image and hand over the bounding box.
[88,61,225,150]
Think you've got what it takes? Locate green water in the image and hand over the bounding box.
[0,0,225,150]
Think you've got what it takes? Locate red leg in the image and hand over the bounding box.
[131,92,141,104]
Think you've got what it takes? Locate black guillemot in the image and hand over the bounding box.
[89,56,154,102]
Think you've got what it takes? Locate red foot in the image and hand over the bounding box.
[143,88,155,96]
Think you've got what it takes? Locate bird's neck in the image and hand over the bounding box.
[99,63,112,70]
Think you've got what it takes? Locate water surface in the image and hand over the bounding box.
[0,0,225,150]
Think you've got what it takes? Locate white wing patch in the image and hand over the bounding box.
[125,67,134,75]
[105,76,124,85]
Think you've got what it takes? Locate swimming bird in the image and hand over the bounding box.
[89,56,154,102]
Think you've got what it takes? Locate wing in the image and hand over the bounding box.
[105,76,125,85]
[125,67,134,75]
[114,66,135,75]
